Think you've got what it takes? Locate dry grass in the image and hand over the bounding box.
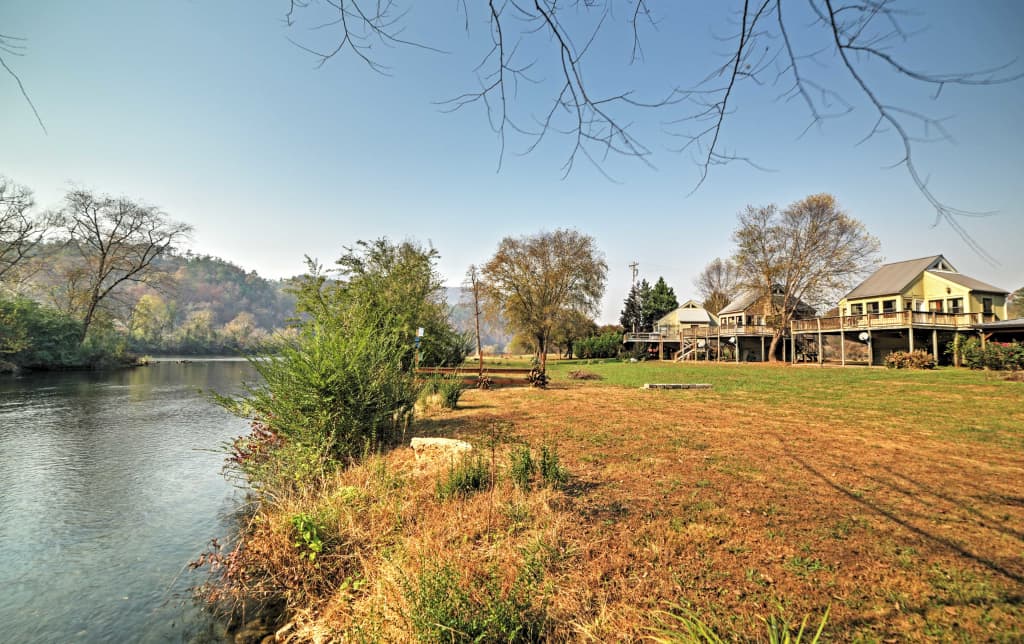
[218,364,1024,641]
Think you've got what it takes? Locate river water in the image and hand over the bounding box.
[0,360,255,643]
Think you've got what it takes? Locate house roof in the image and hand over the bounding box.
[843,255,946,300]
[975,318,1024,331]
[927,271,1007,294]
[718,289,761,315]
[658,302,717,325]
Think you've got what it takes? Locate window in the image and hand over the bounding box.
[882,299,896,313]
[929,300,943,313]
[947,298,963,314]
[867,302,880,314]
[849,303,864,315]
[982,298,993,315]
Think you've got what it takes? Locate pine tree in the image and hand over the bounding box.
[643,277,679,329]
[619,279,650,331]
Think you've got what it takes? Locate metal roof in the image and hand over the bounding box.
[843,255,944,300]
[718,289,761,315]
[658,302,717,325]
[927,271,1007,294]
[974,318,1024,330]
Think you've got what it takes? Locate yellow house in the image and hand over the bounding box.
[838,255,1008,320]
[655,300,718,336]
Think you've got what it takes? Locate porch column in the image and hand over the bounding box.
[817,317,823,365]
[908,326,914,353]
[760,335,765,362]
[867,330,873,366]
[840,314,846,367]
[932,329,939,362]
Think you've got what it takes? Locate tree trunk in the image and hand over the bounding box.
[768,330,783,363]
[79,292,101,344]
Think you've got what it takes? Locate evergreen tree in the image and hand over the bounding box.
[643,277,679,328]
[620,279,650,331]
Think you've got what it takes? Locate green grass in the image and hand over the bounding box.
[544,361,1024,448]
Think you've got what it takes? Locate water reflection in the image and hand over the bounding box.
[0,361,256,643]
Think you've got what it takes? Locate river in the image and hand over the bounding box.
[0,359,256,643]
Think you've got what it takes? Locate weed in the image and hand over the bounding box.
[509,445,536,490]
[650,603,829,644]
[405,560,547,642]
[538,445,568,487]
[290,513,326,563]
[763,605,830,644]
[784,556,831,578]
[436,454,493,500]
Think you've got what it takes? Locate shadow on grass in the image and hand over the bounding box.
[791,454,1024,586]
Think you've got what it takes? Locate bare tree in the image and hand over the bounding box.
[480,229,606,372]
[281,2,1019,255]
[463,263,485,377]
[58,189,192,342]
[694,258,740,315]
[1,32,46,133]
[0,176,49,285]
[732,194,880,361]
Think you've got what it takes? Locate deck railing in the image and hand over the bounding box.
[791,311,996,333]
[625,324,780,344]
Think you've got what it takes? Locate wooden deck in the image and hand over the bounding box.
[791,311,997,333]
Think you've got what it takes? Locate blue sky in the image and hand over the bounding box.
[2,1,1022,322]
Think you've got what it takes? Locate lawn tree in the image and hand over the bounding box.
[620,279,649,332]
[277,2,1021,256]
[58,189,192,342]
[642,276,678,329]
[732,194,880,361]
[481,229,606,372]
[695,258,740,315]
[0,176,49,286]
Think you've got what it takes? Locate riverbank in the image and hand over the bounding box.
[201,363,1023,641]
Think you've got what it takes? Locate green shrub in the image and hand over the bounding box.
[509,446,536,490]
[217,316,417,489]
[950,336,1024,371]
[884,350,935,369]
[439,376,465,409]
[436,454,493,500]
[0,296,89,369]
[539,446,568,488]
[406,560,546,642]
[575,332,623,359]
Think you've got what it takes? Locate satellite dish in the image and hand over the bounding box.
[697,340,706,348]
[728,336,737,344]
[858,331,869,342]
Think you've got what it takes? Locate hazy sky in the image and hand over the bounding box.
[3,1,1022,322]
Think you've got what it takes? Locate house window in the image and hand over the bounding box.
[929,300,943,312]
[867,302,880,314]
[982,298,993,315]
[947,298,963,314]
[849,303,863,315]
[882,299,896,313]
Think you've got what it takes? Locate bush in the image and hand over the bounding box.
[216,316,417,490]
[884,350,935,370]
[575,331,623,359]
[952,337,1024,371]
[0,296,88,369]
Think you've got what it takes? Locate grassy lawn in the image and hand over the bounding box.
[247,362,1022,641]
[417,362,1024,640]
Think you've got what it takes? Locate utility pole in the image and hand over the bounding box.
[629,260,639,288]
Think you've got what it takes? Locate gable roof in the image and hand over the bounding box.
[927,271,1007,294]
[658,302,717,325]
[843,255,947,300]
[718,289,760,315]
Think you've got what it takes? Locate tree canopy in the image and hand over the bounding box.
[732,193,880,359]
[481,229,607,371]
[57,189,193,342]
[695,258,741,316]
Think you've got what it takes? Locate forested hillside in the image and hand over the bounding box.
[14,246,296,354]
